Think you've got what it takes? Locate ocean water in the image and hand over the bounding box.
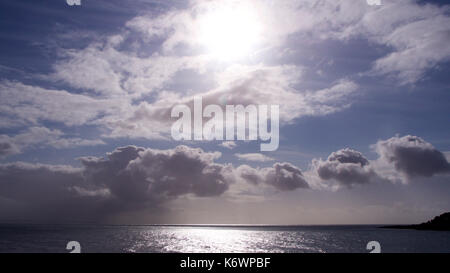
[0,224,449,253]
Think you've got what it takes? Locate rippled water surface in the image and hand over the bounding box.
[0,225,449,253]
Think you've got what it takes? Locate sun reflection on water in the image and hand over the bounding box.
[126,226,326,253]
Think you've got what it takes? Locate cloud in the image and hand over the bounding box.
[1,135,448,221]
[50,42,207,98]
[0,127,105,158]
[220,141,237,150]
[107,65,358,139]
[0,144,315,221]
[0,136,20,157]
[211,65,358,122]
[128,0,450,84]
[2,1,375,142]
[0,81,125,128]
[264,163,310,191]
[312,148,376,188]
[364,3,450,84]
[373,135,450,181]
[2,65,357,142]
[235,153,274,162]
[445,152,450,162]
[236,162,310,191]
[0,145,232,221]
[4,0,445,145]
[311,0,450,84]
[80,145,231,202]
[309,135,450,188]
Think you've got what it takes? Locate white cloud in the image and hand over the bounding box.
[50,43,207,98]
[0,81,125,128]
[104,64,358,140]
[219,141,237,150]
[0,127,105,157]
[127,0,450,84]
[305,0,450,84]
[235,153,274,162]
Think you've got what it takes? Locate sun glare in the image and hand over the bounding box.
[197,3,263,61]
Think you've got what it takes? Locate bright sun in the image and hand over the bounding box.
[197,3,263,61]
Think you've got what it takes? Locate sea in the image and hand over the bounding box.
[0,224,449,253]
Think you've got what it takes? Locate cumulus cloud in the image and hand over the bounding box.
[235,153,274,162]
[309,136,450,188]
[312,148,376,188]
[236,162,309,191]
[373,135,450,181]
[0,144,315,221]
[0,145,231,221]
[80,145,231,202]
[1,134,448,221]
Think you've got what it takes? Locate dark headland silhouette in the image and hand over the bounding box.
[382,212,450,231]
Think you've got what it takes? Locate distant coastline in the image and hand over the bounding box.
[381,212,450,231]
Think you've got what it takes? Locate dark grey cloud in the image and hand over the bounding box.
[313,148,375,188]
[265,163,310,191]
[80,145,231,203]
[236,162,309,191]
[0,144,313,221]
[374,135,450,178]
[0,145,234,221]
[1,135,448,222]
[0,146,243,221]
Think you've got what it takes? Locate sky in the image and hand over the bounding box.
[0,0,450,225]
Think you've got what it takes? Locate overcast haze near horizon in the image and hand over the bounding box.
[0,0,450,225]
